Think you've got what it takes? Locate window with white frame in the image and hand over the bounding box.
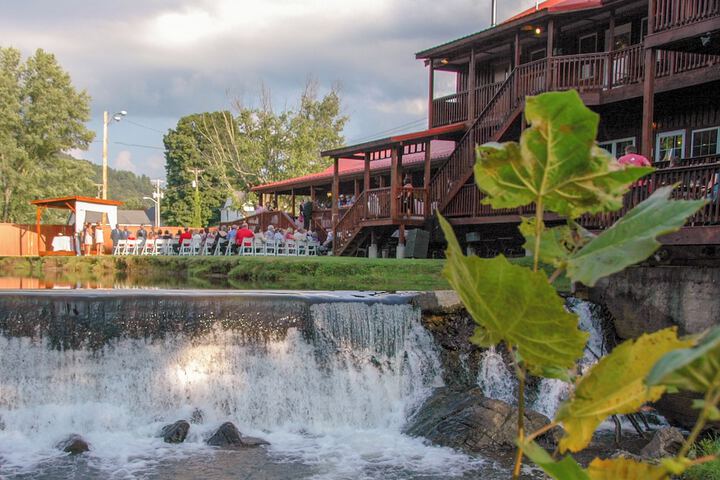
[691,127,720,157]
[599,137,636,158]
[656,130,685,162]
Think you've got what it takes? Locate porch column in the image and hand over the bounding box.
[35,206,42,256]
[291,189,296,217]
[273,192,278,209]
[428,61,435,128]
[606,11,615,89]
[467,48,477,121]
[258,194,264,207]
[423,141,432,218]
[642,2,656,160]
[354,178,360,199]
[390,146,400,219]
[514,31,521,68]
[364,153,371,193]
[332,157,339,230]
[546,19,555,89]
[310,185,315,203]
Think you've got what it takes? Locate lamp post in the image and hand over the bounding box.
[188,167,204,228]
[102,110,127,200]
[143,179,165,228]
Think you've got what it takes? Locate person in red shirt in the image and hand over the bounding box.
[235,223,255,247]
[179,228,193,242]
[617,145,651,167]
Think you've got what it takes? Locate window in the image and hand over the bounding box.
[599,137,636,158]
[530,48,546,62]
[578,33,598,80]
[691,127,720,157]
[656,130,685,162]
[641,18,648,40]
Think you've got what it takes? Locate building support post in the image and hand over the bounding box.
[364,153,371,193]
[642,1,656,160]
[467,48,477,121]
[428,61,435,128]
[354,179,360,199]
[514,31,521,69]
[390,146,399,220]
[606,11,615,89]
[291,189,296,217]
[310,186,315,203]
[35,207,42,256]
[423,141,432,217]
[332,157,339,230]
[546,19,555,90]
[368,228,378,258]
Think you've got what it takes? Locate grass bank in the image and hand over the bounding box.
[0,255,569,292]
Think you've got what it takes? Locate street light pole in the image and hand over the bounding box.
[188,167,204,228]
[102,110,128,200]
[144,179,165,228]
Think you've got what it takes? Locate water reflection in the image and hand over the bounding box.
[0,273,235,290]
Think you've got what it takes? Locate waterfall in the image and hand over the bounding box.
[475,298,608,419]
[0,294,484,479]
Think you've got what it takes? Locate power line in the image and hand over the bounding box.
[114,141,164,150]
[124,119,166,134]
[346,117,427,144]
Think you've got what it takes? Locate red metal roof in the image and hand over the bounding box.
[253,140,456,192]
[506,0,603,23]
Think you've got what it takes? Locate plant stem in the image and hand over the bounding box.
[511,345,527,480]
[678,387,720,459]
[533,199,544,273]
[547,268,563,285]
[525,421,559,443]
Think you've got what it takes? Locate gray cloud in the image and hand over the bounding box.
[2,0,537,178]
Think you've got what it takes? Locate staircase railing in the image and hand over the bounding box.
[429,59,547,213]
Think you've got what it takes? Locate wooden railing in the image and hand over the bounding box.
[333,188,394,255]
[444,159,720,231]
[429,60,547,213]
[654,0,720,32]
[244,210,296,233]
[431,91,469,128]
[396,188,429,219]
[473,82,503,122]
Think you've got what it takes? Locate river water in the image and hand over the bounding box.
[0,291,499,480]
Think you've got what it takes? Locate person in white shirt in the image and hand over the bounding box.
[94,224,104,255]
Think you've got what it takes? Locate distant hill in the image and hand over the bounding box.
[59,153,155,210]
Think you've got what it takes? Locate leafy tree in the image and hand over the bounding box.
[0,46,94,223]
[439,90,716,479]
[162,112,228,227]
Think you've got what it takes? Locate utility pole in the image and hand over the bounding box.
[101,110,127,200]
[144,179,165,228]
[189,168,204,228]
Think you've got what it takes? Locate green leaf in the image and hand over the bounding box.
[519,218,575,268]
[566,186,705,286]
[646,326,720,393]
[555,328,692,452]
[438,214,588,376]
[522,440,590,480]
[475,90,651,218]
[587,457,671,480]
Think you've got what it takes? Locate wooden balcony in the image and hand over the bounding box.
[430,46,720,128]
[444,155,720,244]
[646,0,720,52]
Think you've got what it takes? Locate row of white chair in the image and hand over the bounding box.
[112,238,320,257]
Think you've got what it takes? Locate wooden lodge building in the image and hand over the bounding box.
[252,0,720,257]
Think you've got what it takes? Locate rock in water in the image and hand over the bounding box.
[161,420,190,444]
[57,434,90,455]
[404,387,550,453]
[640,427,685,459]
[240,436,271,447]
[190,408,204,424]
[207,422,243,447]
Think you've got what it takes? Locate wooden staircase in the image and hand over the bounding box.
[429,59,548,215]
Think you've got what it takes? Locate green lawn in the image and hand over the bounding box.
[0,254,568,292]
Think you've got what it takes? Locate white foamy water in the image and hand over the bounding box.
[477,346,516,404]
[0,301,488,479]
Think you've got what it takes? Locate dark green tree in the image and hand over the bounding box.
[0,47,94,223]
[162,113,228,227]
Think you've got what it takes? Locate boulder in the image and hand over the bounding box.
[207,422,243,447]
[57,434,90,455]
[239,436,271,447]
[640,427,685,459]
[404,387,551,453]
[161,420,190,444]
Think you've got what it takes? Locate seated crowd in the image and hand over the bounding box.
[110,222,333,256]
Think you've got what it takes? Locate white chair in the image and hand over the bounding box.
[165,239,178,255]
[240,239,254,256]
[275,240,288,256]
[141,239,155,255]
[307,241,319,256]
[297,240,308,256]
[254,238,268,256]
[263,240,278,256]
[152,239,165,255]
[200,240,214,256]
[179,238,193,255]
[285,240,298,256]
[213,240,225,256]
[124,239,139,255]
[113,240,126,255]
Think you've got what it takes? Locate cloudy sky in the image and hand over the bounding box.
[2,0,537,179]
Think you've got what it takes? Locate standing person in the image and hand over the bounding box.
[121,226,130,240]
[137,224,148,241]
[401,174,414,215]
[83,223,93,256]
[94,224,105,255]
[111,224,122,252]
[302,199,313,230]
[617,145,651,167]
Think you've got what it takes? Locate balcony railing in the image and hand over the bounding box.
[430,45,720,128]
[654,0,720,33]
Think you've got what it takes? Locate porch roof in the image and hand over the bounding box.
[31,195,124,209]
[252,140,456,194]
[415,0,604,60]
